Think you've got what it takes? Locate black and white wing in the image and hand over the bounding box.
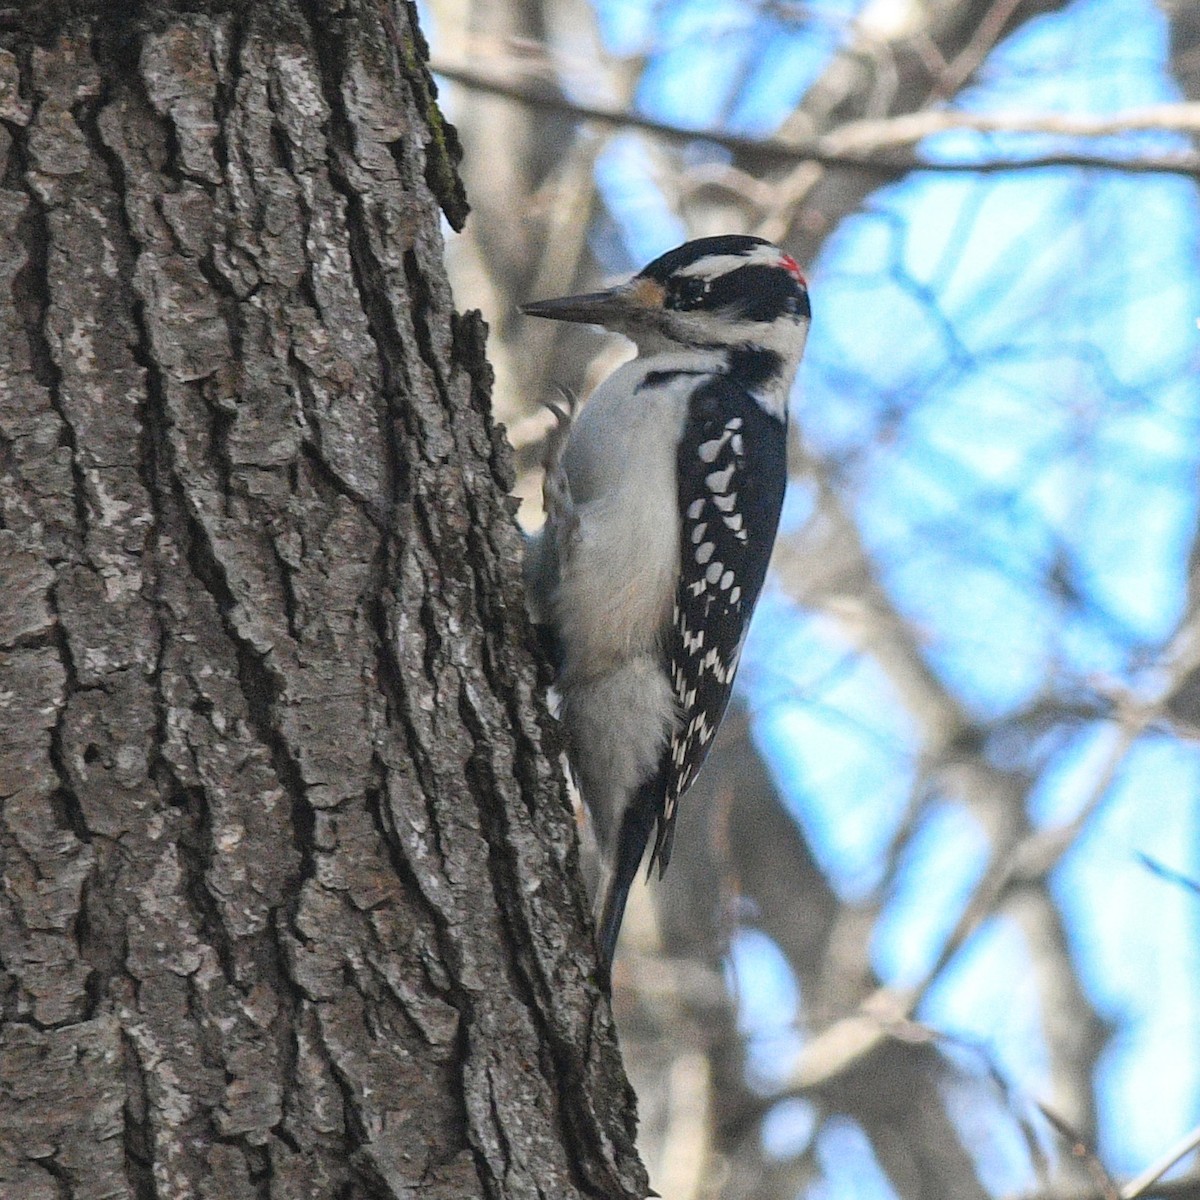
[649,376,788,873]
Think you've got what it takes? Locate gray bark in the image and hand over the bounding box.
[0,4,643,1198]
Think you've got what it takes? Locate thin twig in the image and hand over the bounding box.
[1137,855,1200,897]
[431,60,1200,178]
[1123,1124,1200,1199]
[1039,1104,1121,1200]
[936,0,1028,96]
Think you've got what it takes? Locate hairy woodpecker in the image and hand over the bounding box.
[522,235,811,982]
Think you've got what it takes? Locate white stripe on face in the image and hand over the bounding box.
[673,244,784,279]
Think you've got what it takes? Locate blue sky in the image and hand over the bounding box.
[583,0,1200,1189]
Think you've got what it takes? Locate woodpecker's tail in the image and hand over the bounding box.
[596,778,662,988]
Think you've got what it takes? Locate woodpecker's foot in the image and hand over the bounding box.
[542,388,579,547]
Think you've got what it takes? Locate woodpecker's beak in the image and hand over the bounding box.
[521,290,622,325]
[521,279,665,328]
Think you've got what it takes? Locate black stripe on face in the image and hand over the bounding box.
[703,264,810,322]
[727,348,784,391]
[638,235,771,284]
[636,368,708,392]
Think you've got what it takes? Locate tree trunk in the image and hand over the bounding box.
[0,3,644,1197]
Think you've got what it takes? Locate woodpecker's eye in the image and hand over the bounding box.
[672,277,709,309]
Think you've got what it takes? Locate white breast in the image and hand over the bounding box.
[554,355,712,681]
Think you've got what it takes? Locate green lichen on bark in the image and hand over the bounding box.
[385,3,469,230]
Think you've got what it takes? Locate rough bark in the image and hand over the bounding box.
[0,3,644,1198]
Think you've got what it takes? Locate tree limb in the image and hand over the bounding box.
[431,59,1200,177]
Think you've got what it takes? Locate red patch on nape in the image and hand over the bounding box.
[779,254,807,285]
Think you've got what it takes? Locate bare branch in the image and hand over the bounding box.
[431,59,1200,177]
[1124,1125,1200,1200]
[826,103,1200,149]
[1039,1105,1121,1200]
[935,0,1027,96]
[1138,855,1200,897]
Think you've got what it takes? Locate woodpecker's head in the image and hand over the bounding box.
[522,235,811,366]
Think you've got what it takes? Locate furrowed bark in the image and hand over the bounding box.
[0,4,644,1197]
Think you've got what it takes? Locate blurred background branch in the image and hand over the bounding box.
[431,61,1200,176]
